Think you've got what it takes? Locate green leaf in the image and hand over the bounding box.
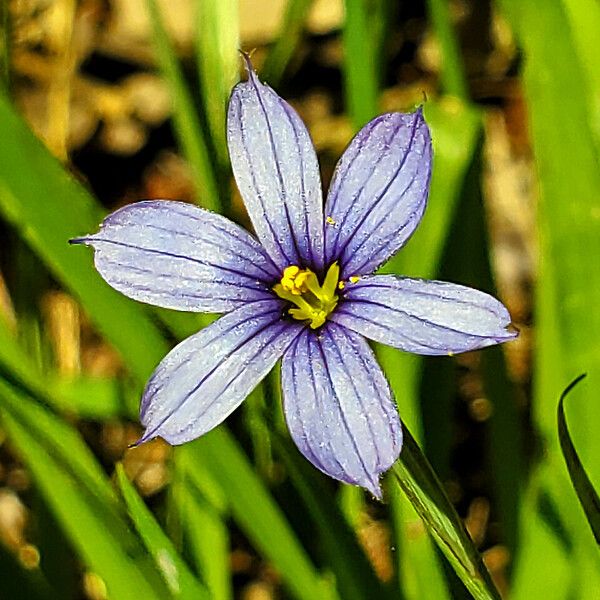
[261,0,313,87]
[0,380,169,600]
[425,0,468,99]
[557,374,600,545]
[145,0,221,210]
[0,92,169,382]
[342,0,379,128]
[274,435,392,600]
[196,0,239,172]
[390,424,501,600]
[115,465,210,600]
[189,428,332,600]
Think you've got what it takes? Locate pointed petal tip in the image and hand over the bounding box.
[128,430,156,449]
[365,478,384,501]
[239,49,258,80]
[69,236,91,246]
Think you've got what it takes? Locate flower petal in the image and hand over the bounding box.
[227,57,324,271]
[71,200,278,313]
[323,109,432,277]
[281,323,402,498]
[139,300,302,445]
[331,275,517,355]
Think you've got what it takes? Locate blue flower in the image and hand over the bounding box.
[72,59,516,497]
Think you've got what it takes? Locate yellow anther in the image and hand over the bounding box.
[338,281,345,290]
[273,263,340,329]
[349,276,360,284]
[326,216,336,225]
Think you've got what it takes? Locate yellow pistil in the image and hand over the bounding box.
[273,263,340,329]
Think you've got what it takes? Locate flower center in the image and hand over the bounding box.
[273,263,340,329]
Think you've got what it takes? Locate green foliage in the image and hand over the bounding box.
[1,0,600,598]
[557,375,600,545]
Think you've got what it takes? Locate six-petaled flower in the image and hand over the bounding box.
[72,58,516,498]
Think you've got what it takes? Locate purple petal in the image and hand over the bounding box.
[71,200,278,313]
[139,300,302,445]
[281,323,402,498]
[323,110,432,278]
[227,57,324,271]
[331,275,517,355]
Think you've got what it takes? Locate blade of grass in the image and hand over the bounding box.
[0,93,169,381]
[0,380,170,600]
[189,428,334,600]
[196,0,239,172]
[179,485,231,600]
[425,0,468,99]
[342,0,379,128]
[500,0,600,593]
[557,374,600,544]
[168,448,232,600]
[386,481,451,600]
[561,0,600,145]
[145,0,220,210]
[115,464,210,600]
[261,0,313,87]
[274,434,394,600]
[391,424,501,600]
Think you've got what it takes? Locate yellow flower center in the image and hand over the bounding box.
[273,263,340,329]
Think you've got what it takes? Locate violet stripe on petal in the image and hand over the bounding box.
[71,200,277,313]
[139,300,303,445]
[324,110,432,277]
[331,275,517,355]
[281,323,402,498]
[227,59,324,271]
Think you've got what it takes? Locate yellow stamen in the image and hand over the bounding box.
[326,216,336,225]
[273,263,340,329]
[349,276,360,284]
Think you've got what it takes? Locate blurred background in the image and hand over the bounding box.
[0,0,599,598]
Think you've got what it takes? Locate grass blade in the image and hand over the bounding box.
[391,424,501,600]
[342,0,379,128]
[0,380,169,600]
[425,0,468,99]
[557,374,600,544]
[196,0,239,171]
[274,435,393,600]
[189,428,332,600]
[261,0,313,87]
[0,93,169,381]
[116,465,210,600]
[145,0,220,210]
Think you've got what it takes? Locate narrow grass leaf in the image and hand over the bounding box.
[0,381,168,600]
[191,428,332,600]
[425,0,468,99]
[0,93,169,381]
[196,0,239,171]
[116,465,210,599]
[261,0,313,87]
[274,435,393,600]
[557,374,600,544]
[145,0,220,210]
[179,484,232,600]
[387,481,450,600]
[391,424,501,600]
[342,0,379,128]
